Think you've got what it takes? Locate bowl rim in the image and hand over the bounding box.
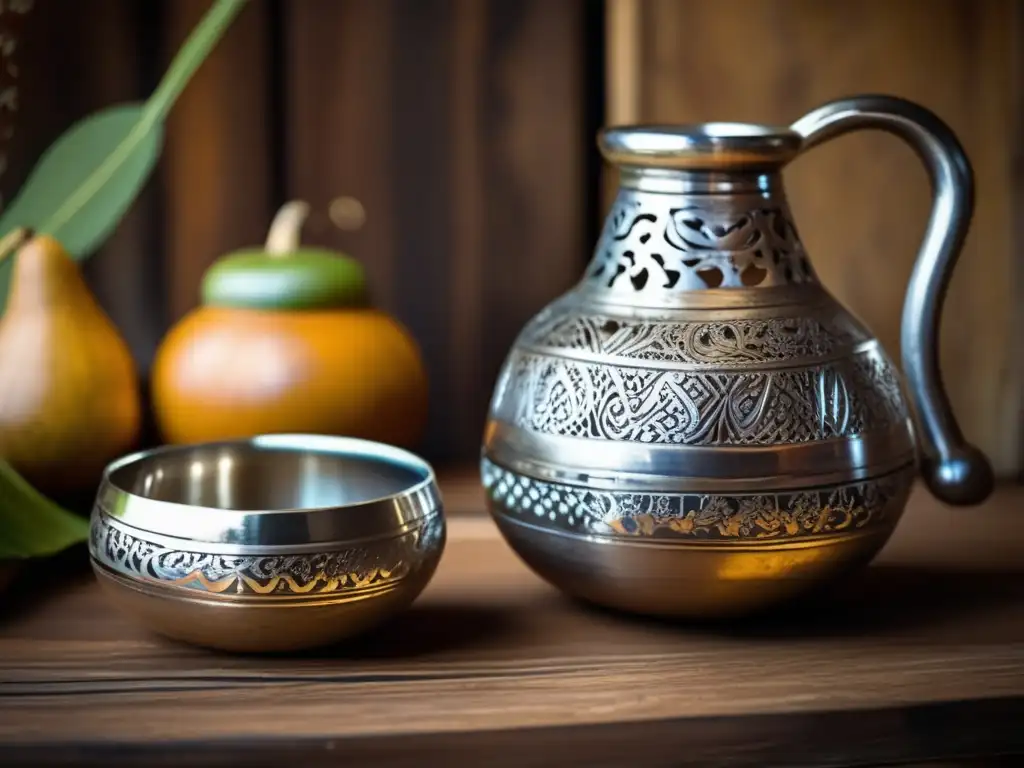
[91,434,443,548]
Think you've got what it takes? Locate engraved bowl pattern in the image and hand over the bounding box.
[91,513,444,598]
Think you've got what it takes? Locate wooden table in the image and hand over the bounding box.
[1,471,1023,767]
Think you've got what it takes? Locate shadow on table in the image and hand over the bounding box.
[743,563,1024,637]
[299,603,519,661]
[0,544,90,627]
[324,561,1024,657]
[577,563,1024,642]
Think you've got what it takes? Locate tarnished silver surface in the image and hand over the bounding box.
[482,95,993,618]
[89,435,445,651]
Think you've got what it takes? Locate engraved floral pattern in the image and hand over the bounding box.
[491,349,908,445]
[482,459,913,541]
[518,310,868,366]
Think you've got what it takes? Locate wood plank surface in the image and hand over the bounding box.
[607,0,1021,476]
[1,472,1023,766]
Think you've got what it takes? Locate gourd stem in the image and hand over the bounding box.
[265,201,311,256]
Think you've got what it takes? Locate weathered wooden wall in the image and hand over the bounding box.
[606,0,1022,477]
[284,0,590,462]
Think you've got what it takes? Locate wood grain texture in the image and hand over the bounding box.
[1014,0,1024,483]
[285,0,588,462]
[9,0,164,368]
[612,0,1020,476]
[162,0,273,326]
[1,473,1023,765]
[1,702,1021,768]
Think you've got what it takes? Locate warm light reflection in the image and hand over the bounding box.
[715,546,826,581]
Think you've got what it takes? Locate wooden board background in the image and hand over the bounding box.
[606,0,1022,477]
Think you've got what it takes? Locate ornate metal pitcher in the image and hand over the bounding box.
[481,95,994,617]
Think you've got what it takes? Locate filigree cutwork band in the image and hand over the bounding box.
[587,194,814,293]
[482,459,913,541]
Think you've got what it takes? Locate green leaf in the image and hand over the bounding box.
[0,104,160,256]
[0,105,161,314]
[0,0,249,315]
[0,460,89,560]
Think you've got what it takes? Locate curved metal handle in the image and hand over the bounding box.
[790,95,993,506]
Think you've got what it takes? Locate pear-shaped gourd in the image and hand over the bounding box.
[152,201,429,448]
[0,235,141,496]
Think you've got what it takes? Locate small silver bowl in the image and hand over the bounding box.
[89,434,445,652]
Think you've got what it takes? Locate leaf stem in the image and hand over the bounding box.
[143,0,250,128]
[37,0,248,240]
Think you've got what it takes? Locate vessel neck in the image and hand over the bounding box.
[617,167,784,196]
[579,169,818,307]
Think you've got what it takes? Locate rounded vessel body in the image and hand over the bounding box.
[482,119,932,617]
